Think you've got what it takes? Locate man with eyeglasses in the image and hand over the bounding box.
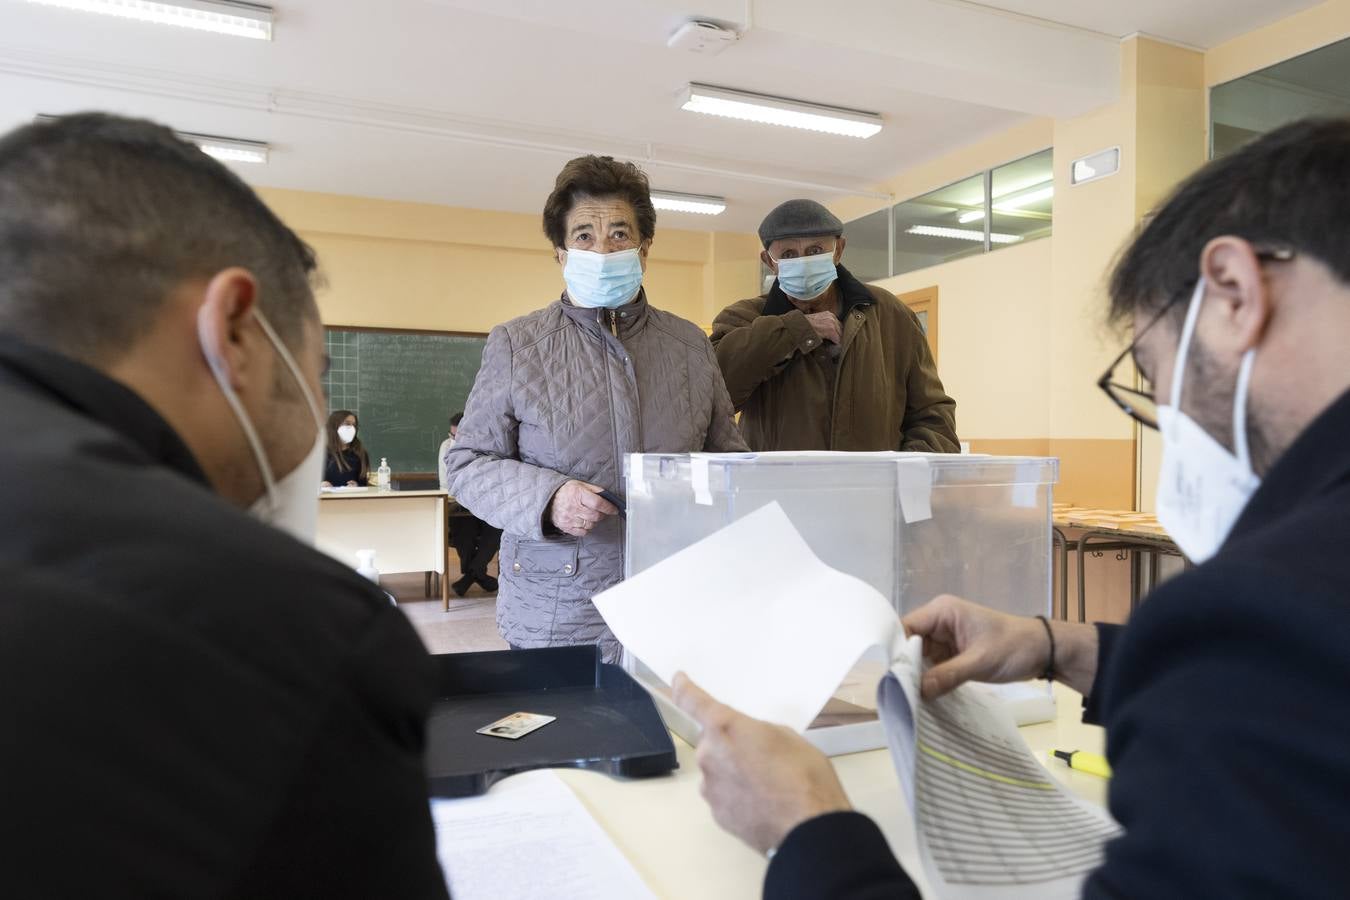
[672,116,1350,898]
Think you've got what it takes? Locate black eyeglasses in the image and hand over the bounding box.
[1097,246,1294,430]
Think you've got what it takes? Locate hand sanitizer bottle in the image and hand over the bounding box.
[356,549,379,584]
[376,458,392,492]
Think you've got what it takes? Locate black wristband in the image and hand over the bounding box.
[1036,615,1056,681]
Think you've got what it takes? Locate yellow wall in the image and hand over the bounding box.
[876,240,1052,441]
[257,188,760,333]
[835,37,1213,508]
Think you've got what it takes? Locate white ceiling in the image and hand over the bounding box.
[0,0,1325,233]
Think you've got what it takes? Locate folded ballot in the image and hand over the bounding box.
[593,502,1120,899]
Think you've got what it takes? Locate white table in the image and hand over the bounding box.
[555,682,1107,899]
[317,488,449,604]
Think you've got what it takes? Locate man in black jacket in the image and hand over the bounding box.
[674,116,1350,898]
[0,114,449,897]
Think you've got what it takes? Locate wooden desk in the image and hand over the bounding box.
[317,488,449,604]
[1053,505,1185,622]
[557,682,1106,899]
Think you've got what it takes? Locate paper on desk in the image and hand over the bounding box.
[431,770,655,900]
[879,635,1122,899]
[593,502,900,732]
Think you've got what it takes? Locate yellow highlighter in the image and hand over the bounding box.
[1051,749,1112,779]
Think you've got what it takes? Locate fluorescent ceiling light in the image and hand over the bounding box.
[906,225,1022,245]
[35,116,269,163]
[679,83,882,139]
[24,0,274,40]
[957,182,1054,224]
[190,133,269,164]
[650,190,726,216]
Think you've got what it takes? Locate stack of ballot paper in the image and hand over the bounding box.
[594,502,1120,899]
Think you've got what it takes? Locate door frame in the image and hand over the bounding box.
[897,286,939,364]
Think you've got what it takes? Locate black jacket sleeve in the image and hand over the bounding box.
[764,812,920,900]
[1082,564,1350,899]
[1082,622,1123,725]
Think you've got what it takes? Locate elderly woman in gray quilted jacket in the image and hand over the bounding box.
[444,155,748,662]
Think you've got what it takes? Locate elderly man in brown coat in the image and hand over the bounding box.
[445,155,747,662]
[712,200,959,452]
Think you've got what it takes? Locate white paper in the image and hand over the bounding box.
[593,502,900,732]
[879,636,1122,899]
[431,770,655,900]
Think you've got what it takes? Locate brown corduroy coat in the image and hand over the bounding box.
[711,265,959,453]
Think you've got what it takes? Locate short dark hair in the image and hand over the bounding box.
[0,113,319,363]
[542,155,656,250]
[1109,116,1350,327]
[450,412,464,427]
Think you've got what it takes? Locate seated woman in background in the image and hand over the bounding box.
[322,410,370,487]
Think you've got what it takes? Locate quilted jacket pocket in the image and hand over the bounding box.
[506,538,580,579]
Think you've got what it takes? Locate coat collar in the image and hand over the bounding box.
[0,334,209,486]
[559,288,651,338]
[761,264,874,318]
[1230,387,1350,541]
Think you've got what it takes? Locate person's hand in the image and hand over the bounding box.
[321,481,333,488]
[901,595,1056,700]
[346,480,359,487]
[672,673,852,855]
[804,311,841,345]
[548,480,619,538]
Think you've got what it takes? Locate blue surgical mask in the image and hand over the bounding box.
[774,251,838,301]
[563,248,644,309]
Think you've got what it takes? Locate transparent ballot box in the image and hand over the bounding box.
[621,452,1058,755]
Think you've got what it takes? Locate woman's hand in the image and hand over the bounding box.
[346,481,359,487]
[548,480,619,538]
[321,481,333,488]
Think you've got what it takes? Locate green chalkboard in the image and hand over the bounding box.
[322,327,487,473]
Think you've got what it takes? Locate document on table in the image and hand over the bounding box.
[431,769,654,900]
[594,501,1120,898]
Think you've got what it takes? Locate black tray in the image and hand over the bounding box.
[425,645,678,797]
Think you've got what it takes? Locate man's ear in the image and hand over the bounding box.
[638,239,652,272]
[833,237,846,265]
[1199,237,1270,356]
[760,250,777,274]
[555,246,567,266]
[195,268,261,393]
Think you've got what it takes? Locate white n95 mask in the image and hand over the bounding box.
[199,306,327,544]
[563,247,644,309]
[336,424,356,444]
[1154,278,1261,564]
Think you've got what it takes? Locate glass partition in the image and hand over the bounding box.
[892,174,986,277]
[1211,36,1350,157]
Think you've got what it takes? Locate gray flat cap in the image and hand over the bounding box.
[758,199,844,248]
